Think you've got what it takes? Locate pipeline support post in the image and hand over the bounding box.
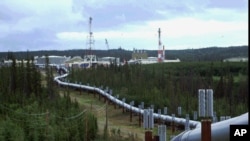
[201,119,211,141]
[145,130,153,141]
[139,113,141,127]
[130,108,132,122]
[199,89,213,141]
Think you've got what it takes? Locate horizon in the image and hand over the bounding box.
[0,45,248,53]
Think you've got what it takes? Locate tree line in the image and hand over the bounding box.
[0,45,248,62]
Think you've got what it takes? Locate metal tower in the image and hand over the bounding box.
[86,17,94,55]
[158,28,161,47]
[158,28,163,62]
[84,17,96,66]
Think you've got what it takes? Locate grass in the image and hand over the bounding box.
[213,74,247,83]
[58,88,145,140]
[56,87,186,141]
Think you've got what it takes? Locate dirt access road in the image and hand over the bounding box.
[59,89,146,141]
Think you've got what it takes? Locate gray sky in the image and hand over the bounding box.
[0,0,248,52]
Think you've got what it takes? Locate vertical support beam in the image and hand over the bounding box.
[171,114,175,134]
[158,109,161,125]
[153,135,159,141]
[122,98,125,113]
[185,114,190,131]
[171,121,175,134]
[67,80,69,93]
[130,106,132,122]
[79,82,82,95]
[138,105,141,127]
[129,101,134,122]
[201,119,211,141]
[149,108,154,130]
[145,131,153,141]
[139,113,141,127]
[104,96,106,103]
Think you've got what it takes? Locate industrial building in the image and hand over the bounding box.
[223,57,248,62]
[35,55,70,68]
[127,28,180,65]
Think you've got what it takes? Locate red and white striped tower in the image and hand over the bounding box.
[158,28,163,62]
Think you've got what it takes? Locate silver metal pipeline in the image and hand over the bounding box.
[54,67,248,141]
[54,70,200,128]
[171,112,248,141]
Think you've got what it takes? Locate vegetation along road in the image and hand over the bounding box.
[57,87,183,141]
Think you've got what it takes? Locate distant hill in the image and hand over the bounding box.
[163,45,248,61]
[0,45,248,62]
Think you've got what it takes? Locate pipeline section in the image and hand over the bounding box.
[54,68,248,141]
[54,71,201,128]
[170,112,248,141]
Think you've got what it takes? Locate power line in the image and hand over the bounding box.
[0,104,88,121]
[55,109,87,120]
[0,104,49,116]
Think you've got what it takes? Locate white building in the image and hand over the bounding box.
[35,55,70,68]
[223,57,248,62]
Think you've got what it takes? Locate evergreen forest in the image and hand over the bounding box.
[0,54,98,141]
[0,50,248,141]
[68,61,248,119]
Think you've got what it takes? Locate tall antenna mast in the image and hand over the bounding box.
[158,28,161,47]
[85,17,95,66]
[88,17,94,55]
[158,28,163,62]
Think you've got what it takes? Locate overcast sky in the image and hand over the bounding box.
[0,0,248,52]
